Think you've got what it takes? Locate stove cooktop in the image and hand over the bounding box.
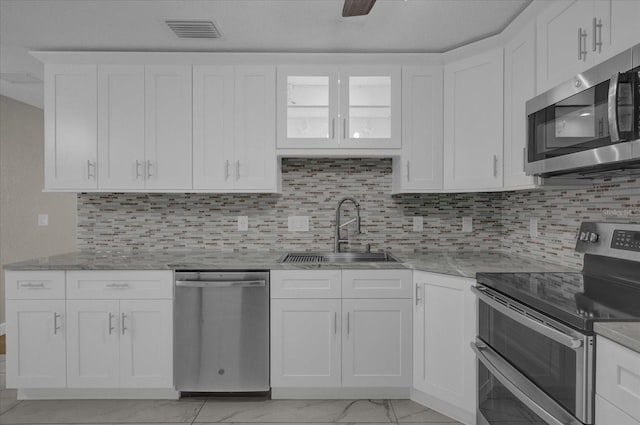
[476,270,640,332]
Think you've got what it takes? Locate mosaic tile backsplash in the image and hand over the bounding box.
[77,158,640,269]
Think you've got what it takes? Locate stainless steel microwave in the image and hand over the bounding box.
[526,43,640,178]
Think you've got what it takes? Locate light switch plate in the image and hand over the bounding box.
[530,218,539,238]
[237,216,248,231]
[288,216,309,232]
[412,216,423,232]
[38,214,48,226]
[462,216,473,233]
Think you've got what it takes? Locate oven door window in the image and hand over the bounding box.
[479,300,578,417]
[528,71,636,162]
[478,362,548,425]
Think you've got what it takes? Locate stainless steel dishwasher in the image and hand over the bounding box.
[174,271,270,393]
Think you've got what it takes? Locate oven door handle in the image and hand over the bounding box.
[472,340,583,425]
[472,286,584,349]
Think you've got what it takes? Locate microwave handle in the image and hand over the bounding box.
[608,72,622,143]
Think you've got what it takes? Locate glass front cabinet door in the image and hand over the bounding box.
[277,66,401,149]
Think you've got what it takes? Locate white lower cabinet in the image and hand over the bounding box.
[270,269,412,396]
[270,299,341,388]
[6,300,67,388]
[412,271,477,425]
[342,299,412,388]
[5,270,174,396]
[596,336,640,424]
[66,299,172,389]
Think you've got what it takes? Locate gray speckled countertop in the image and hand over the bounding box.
[595,322,640,353]
[3,250,576,278]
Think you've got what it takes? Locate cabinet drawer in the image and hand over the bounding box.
[66,271,173,299]
[596,336,640,421]
[342,269,412,298]
[270,270,341,299]
[5,271,65,300]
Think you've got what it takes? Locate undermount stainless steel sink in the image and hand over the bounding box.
[279,252,400,264]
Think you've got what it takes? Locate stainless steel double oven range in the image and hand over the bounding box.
[473,222,640,425]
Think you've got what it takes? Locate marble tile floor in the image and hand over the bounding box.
[0,356,460,425]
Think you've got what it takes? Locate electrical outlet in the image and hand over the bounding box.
[530,218,539,238]
[237,216,248,231]
[288,216,309,232]
[462,216,473,233]
[412,216,423,232]
[37,214,48,226]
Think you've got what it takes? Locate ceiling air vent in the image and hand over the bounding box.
[165,20,222,39]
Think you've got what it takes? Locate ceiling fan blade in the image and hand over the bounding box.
[342,0,377,17]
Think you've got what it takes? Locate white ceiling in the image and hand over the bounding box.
[0,0,531,109]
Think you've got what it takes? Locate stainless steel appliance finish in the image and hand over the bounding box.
[174,271,270,393]
[474,222,640,425]
[526,43,640,178]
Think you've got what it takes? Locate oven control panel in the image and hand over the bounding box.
[611,230,640,252]
[576,222,640,260]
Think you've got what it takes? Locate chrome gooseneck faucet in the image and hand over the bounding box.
[334,197,361,253]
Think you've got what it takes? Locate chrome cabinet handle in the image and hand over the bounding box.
[493,155,499,177]
[343,118,347,139]
[146,160,153,178]
[224,160,230,180]
[108,312,115,335]
[331,118,336,139]
[347,311,350,335]
[415,283,422,306]
[522,148,527,172]
[135,160,143,180]
[578,28,587,61]
[334,312,337,335]
[593,17,602,53]
[53,312,61,335]
[20,282,45,289]
[87,160,96,180]
[105,282,129,289]
[406,160,410,182]
[236,160,240,180]
[121,313,127,335]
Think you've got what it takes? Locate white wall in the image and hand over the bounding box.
[0,95,77,323]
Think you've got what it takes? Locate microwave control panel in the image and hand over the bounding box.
[611,230,640,252]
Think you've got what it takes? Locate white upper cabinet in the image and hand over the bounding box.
[44,64,97,191]
[277,65,401,150]
[537,0,640,94]
[193,65,277,192]
[193,66,236,190]
[444,48,504,191]
[277,66,340,149]
[97,65,146,190]
[504,24,537,189]
[392,65,444,193]
[234,66,277,191]
[144,66,193,190]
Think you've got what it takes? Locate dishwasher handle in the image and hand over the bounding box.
[175,279,266,288]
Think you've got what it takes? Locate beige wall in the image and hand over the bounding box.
[0,95,77,323]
